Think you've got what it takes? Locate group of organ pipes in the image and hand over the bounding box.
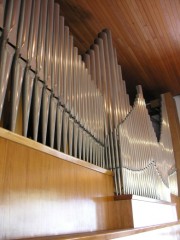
[0,0,178,201]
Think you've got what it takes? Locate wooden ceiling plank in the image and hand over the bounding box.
[155,0,180,91]
[139,0,177,91]
[95,0,146,88]
[131,0,166,88]
[120,0,162,90]
[163,0,180,78]
[172,0,180,38]
[56,0,180,97]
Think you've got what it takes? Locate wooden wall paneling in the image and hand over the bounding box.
[164,93,180,195]
[0,128,179,239]
[114,195,177,229]
[114,199,134,229]
[17,219,180,240]
[0,128,117,239]
[171,194,180,219]
[0,128,113,175]
[0,137,8,236]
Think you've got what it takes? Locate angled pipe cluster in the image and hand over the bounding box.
[0,0,177,201]
[0,0,105,167]
[118,87,176,201]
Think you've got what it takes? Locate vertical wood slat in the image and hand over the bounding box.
[0,128,120,240]
[164,93,180,196]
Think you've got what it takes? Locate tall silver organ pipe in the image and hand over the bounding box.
[0,0,178,201]
[24,0,40,139]
[10,0,33,132]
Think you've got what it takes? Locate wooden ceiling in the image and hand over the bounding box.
[57,0,180,101]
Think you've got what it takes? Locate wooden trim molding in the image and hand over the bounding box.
[115,194,176,205]
[0,127,113,176]
[16,221,180,239]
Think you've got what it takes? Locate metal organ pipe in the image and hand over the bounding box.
[0,0,177,201]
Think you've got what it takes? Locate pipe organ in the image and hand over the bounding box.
[0,0,178,202]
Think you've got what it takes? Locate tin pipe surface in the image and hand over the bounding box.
[51,3,60,96]
[36,0,48,80]
[0,42,15,119]
[10,56,26,132]
[22,68,35,137]
[41,87,51,145]
[33,78,43,141]
[49,95,58,148]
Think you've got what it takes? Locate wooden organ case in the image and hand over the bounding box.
[0,0,179,239]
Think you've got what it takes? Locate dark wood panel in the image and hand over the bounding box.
[58,0,180,100]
